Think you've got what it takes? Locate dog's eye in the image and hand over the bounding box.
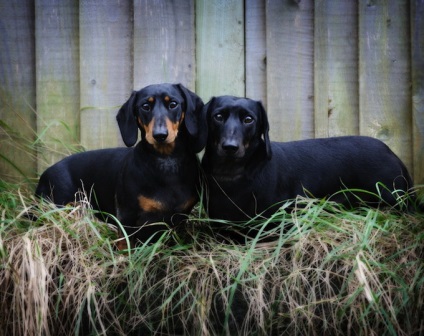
[169,101,178,109]
[141,103,151,112]
[214,114,224,122]
[243,116,254,124]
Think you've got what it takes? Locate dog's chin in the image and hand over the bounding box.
[155,142,176,155]
[216,148,246,160]
[146,138,177,155]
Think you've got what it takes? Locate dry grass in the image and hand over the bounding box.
[0,182,423,335]
[0,186,127,335]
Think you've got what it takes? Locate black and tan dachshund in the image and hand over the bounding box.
[201,96,415,224]
[35,83,204,245]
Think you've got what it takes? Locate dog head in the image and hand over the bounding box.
[201,96,272,160]
[116,83,205,154]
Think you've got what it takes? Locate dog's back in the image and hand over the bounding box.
[35,148,130,216]
[265,136,413,209]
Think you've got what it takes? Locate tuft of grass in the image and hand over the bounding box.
[0,184,126,335]
[0,186,423,335]
[1,111,83,184]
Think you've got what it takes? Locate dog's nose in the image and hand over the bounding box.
[153,131,168,143]
[222,141,239,153]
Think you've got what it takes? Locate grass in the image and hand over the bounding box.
[0,180,423,336]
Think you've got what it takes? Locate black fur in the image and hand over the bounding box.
[201,96,415,223]
[35,83,204,244]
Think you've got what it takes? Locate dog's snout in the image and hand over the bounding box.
[152,118,169,143]
[153,130,168,143]
[222,140,239,153]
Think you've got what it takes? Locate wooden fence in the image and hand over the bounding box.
[1,0,423,185]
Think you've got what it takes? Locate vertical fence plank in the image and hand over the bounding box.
[195,0,245,101]
[359,0,412,171]
[0,1,36,182]
[314,0,359,137]
[134,0,195,90]
[411,0,424,185]
[35,0,79,172]
[246,0,266,105]
[266,0,314,142]
[80,1,132,150]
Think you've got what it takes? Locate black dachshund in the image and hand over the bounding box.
[201,96,415,223]
[35,83,204,245]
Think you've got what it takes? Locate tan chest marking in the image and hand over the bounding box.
[138,195,166,212]
[138,195,197,214]
[177,196,197,212]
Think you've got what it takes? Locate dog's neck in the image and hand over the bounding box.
[155,156,181,174]
[203,149,247,182]
[209,161,245,182]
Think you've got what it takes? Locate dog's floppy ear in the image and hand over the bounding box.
[256,101,272,160]
[198,97,216,150]
[116,91,138,147]
[176,84,205,153]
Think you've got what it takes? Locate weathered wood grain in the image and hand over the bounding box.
[411,0,424,184]
[266,0,314,142]
[359,0,412,171]
[195,0,245,102]
[35,0,80,172]
[314,0,359,137]
[0,1,36,182]
[80,1,132,150]
[133,0,195,90]
[246,0,266,105]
